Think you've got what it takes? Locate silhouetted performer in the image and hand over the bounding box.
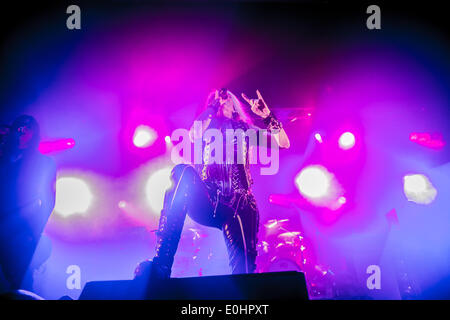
[0,125,10,159]
[135,89,290,280]
[0,115,56,292]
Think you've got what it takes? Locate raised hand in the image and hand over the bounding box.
[241,89,271,118]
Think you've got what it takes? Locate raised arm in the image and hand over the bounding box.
[189,90,220,142]
[241,90,290,149]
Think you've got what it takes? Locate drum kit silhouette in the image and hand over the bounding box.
[256,218,305,274]
[256,218,337,299]
[181,218,335,298]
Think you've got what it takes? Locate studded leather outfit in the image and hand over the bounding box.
[149,108,283,278]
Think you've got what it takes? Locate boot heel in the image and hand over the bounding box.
[134,259,171,281]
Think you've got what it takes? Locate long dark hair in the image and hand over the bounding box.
[204,89,253,125]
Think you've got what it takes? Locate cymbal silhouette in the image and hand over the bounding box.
[264,218,289,229]
[277,231,301,240]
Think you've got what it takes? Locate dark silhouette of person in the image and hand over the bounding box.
[0,115,56,292]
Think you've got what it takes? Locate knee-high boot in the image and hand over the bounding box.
[151,205,186,278]
[134,164,191,280]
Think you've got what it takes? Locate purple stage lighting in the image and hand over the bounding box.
[54,177,93,217]
[133,125,157,148]
[38,138,75,154]
[295,165,331,199]
[145,167,173,214]
[314,133,323,143]
[403,173,437,205]
[409,132,445,150]
[295,165,344,209]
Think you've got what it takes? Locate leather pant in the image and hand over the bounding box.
[152,164,259,276]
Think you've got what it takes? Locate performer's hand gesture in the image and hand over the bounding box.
[242,89,290,149]
[241,90,271,118]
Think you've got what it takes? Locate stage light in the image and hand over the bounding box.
[295,165,332,199]
[314,133,323,143]
[133,125,157,148]
[165,136,171,143]
[329,196,347,210]
[54,177,93,217]
[338,132,355,150]
[295,165,345,209]
[145,167,174,214]
[409,132,445,149]
[39,138,75,154]
[118,200,127,209]
[403,174,437,205]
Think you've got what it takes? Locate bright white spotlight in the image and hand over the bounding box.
[403,174,437,205]
[133,125,157,148]
[295,165,332,199]
[54,177,93,217]
[314,133,323,143]
[145,167,174,214]
[329,196,347,210]
[338,132,355,150]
